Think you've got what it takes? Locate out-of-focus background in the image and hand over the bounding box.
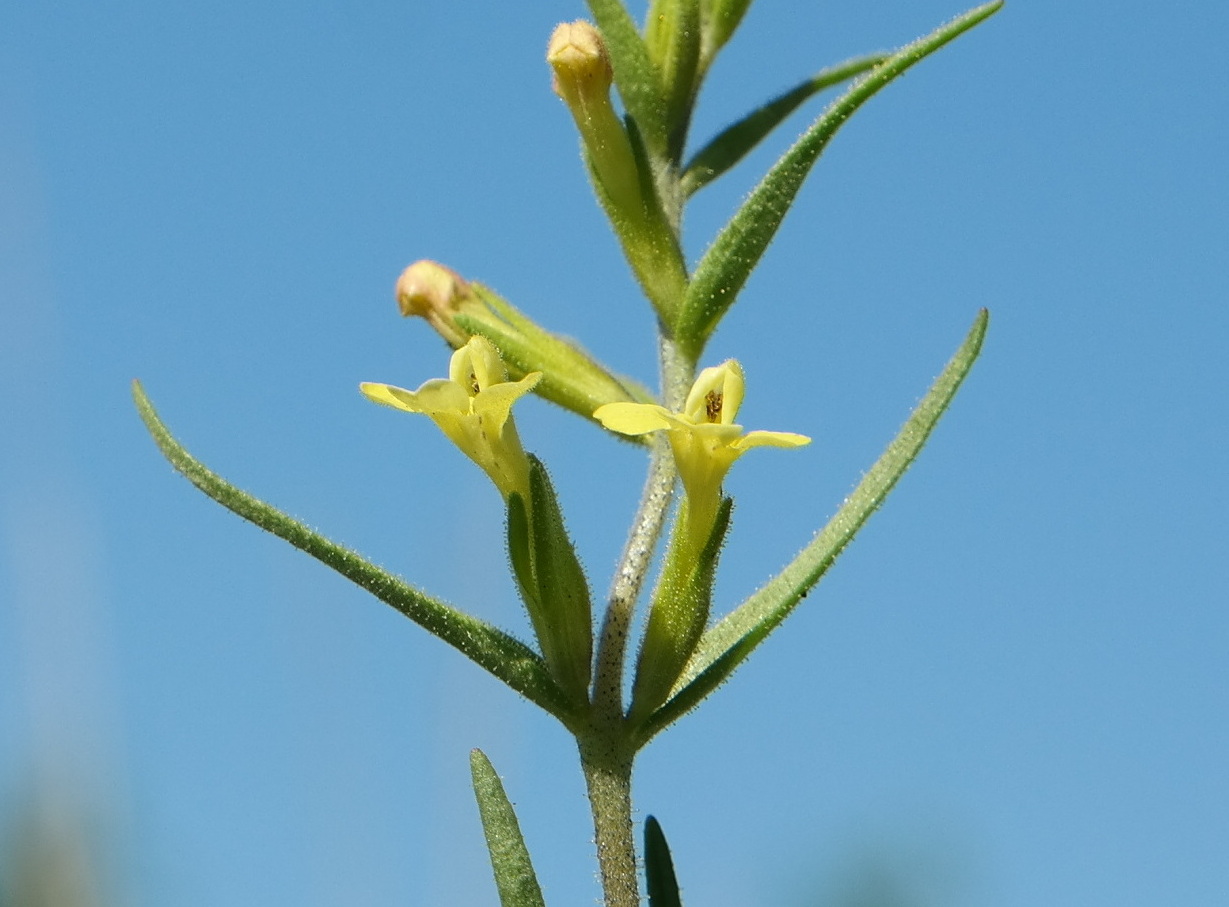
[1,1,1225,904]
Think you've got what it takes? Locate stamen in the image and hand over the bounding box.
[704,390,723,422]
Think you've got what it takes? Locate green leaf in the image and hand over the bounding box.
[645,0,702,158]
[133,381,576,723]
[676,1,1003,357]
[580,129,692,326]
[470,749,548,907]
[629,496,732,725]
[585,0,669,156]
[636,310,988,744]
[506,491,537,610]
[644,816,683,907]
[526,456,594,704]
[699,0,754,63]
[463,284,658,409]
[680,52,888,197]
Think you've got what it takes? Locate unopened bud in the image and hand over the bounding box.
[390,261,649,426]
[547,20,614,108]
[394,260,475,347]
[546,21,689,321]
[547,21,642,214]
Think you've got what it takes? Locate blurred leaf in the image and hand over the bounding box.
[585,0,669,156]
[680,53,888,197]
[676,1,1003,357]
[470,749,548,907]
[644,816,683,907]
[133,381,576,723]
[637,310,988,743]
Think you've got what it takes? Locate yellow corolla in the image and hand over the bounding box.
[594,360,810,534]
[361,336,540,500]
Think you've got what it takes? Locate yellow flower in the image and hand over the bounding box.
[361,336,540,500]
[594,360,809,534]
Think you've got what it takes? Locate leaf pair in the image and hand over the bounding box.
[472,748,684,907]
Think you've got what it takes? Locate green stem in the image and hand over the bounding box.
[579,738,638,907]
[593,433,675,720]
[592,334,695,723]
[659,334,695,410]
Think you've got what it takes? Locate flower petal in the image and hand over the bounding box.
[360,381,433,414]
[730,430,811,451]
[593,402,676,435]
[450,335,508,391]
[403,379,471,414]
[682,359,744,424]
[473,373,542,436]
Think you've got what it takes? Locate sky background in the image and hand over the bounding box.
[1,0,1226,905]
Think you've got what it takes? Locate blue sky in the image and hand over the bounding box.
[1,1,1225,904]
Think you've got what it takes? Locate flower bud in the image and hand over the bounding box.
[391,260,651,427]
[394,260,475,348]
[547,20,614,108]
[547,21,690,324]
[547,21,642,214]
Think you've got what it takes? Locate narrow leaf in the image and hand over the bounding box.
[506,492,538,611]
[636,310,988,744]
[629,496,732,725]
[470,749,547,907]
[585,0,669,156]
[676,1,1003,356]
[699,0,754,63]
[644,816,683,907]
[527,456,594,704]
[645,0,703,158]
[133,381,574,721]
[680,53,888,197]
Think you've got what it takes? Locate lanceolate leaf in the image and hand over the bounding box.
[585,0,669,156]
[470,749,548,907]
[132,381,574,722]
[629,496,732,725]
[644,816,683,907]
[526,456,594,705]
[645,0,703,158]
[636,310,988,745]
[699,0,755,64]
[680,52,889,198]
[676,1,1002,357]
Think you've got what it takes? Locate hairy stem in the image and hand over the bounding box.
[659,334,695,410]
[593,434,675,721]
[580,738,638,907]
[592,332,695,722]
